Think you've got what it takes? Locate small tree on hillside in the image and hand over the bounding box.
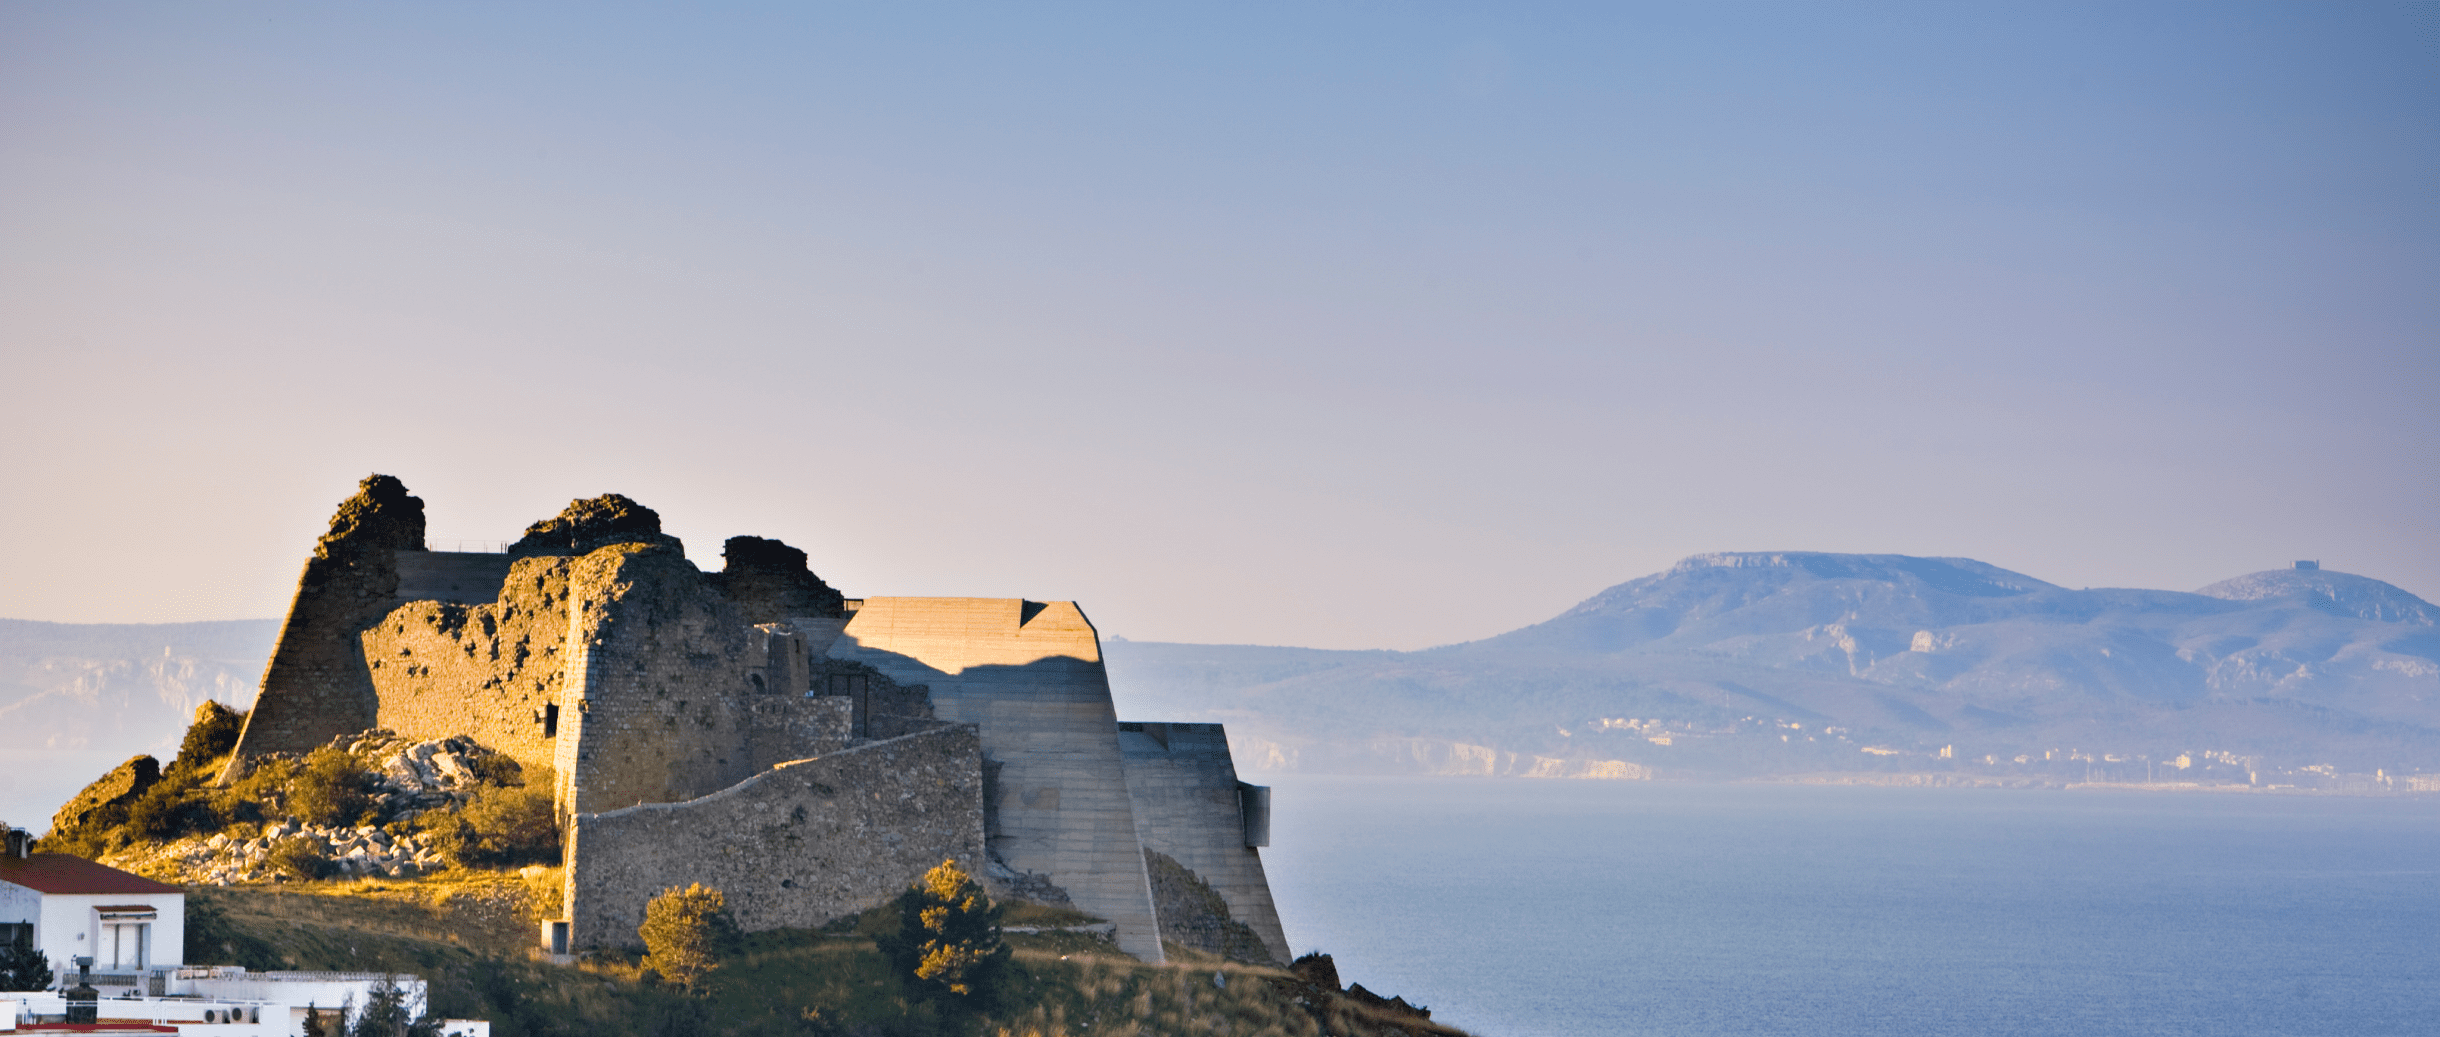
[880,859,1007,1001]
[640,884,736,993]
[348,975,439,1037]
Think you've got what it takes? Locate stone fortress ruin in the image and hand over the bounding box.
[222,475,1286,965]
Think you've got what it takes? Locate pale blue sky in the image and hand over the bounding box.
[4,3,2434,648]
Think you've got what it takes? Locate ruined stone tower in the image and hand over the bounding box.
[226,476,1287,964]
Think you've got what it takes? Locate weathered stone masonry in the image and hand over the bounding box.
[567,723,983,948]
[359,556,576,780]
[224,475,428,767]
[229,477,1288,964]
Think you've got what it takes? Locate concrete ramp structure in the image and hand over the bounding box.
[828,597,1166,962]
[1117,721,1289,963]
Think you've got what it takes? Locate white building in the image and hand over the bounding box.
[0,829,479,1036]
[0,830,184,994]
[1,968,472,1036]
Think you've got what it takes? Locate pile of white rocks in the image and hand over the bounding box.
[331,730,511,821]
[173,820,449,886]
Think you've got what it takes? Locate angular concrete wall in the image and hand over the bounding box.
[827,597,1165,962]
[565,724,985,949]
[1118,721,1290,963]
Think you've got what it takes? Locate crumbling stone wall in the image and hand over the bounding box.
[713,536,845,623]
[552,542,770,816]
[508,493,681,559]
[226,480,1289,972]
[227,475,427,770]
[745,696,855,772]
[563,724,985,950]
[359,556,580,778]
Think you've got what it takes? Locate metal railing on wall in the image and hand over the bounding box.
[423,539,512,553]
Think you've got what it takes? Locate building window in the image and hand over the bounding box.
[543,703,559,738]
[102,922,147,970]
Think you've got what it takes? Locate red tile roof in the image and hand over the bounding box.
[0,853,180,895]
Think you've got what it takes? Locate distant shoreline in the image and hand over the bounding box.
[1242,769,2440,798]
[1755,772,2440,796]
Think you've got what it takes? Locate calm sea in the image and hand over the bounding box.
[1255,777,2440,1037]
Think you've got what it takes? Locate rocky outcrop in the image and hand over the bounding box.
[1276,952,1457,1036]
[317,475,426,561]
[713,536,845,622]
[508,494,682,559]
[326,730,518,820]
[49,755,160,835]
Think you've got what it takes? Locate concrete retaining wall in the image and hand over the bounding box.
[827,597,1164,962]
[1118,722,1290,962]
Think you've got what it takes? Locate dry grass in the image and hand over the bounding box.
[186,878,1468,1037]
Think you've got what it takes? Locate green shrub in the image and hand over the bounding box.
[211,756,297,827]
[418,774,560,869]
[879,859,1007,1005]
[464,752,525,787]
[266,836,331,881]
[170,701,247,776]
[123,777,217,842]
[289,747,376,828]
[639,884,736,993]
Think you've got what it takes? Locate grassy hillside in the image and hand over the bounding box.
[182,874,1467,1037]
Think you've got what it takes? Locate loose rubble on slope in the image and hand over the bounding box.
[105,732,519,885]
[343,730,510,820]
[156,821,449,885]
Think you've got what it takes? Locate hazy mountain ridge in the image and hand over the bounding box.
[0,617,275,752]
[1106,555,2440,784]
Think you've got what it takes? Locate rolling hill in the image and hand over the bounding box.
[1103,555,2440,786]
